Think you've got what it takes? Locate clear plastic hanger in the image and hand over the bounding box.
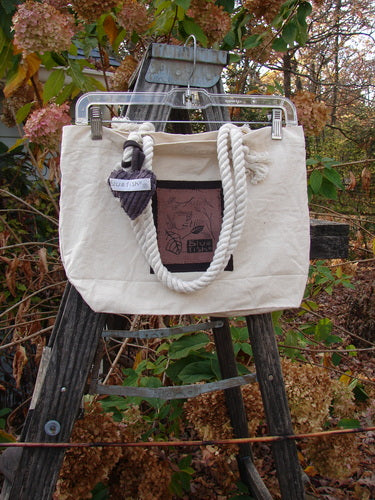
[75,89,297,140]
[74,35,298,140]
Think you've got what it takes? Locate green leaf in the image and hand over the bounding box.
[0,408,11,418]
[50,51,69,67]
[140,376,162,388]
[306,157,319,166]
[301,300,319,311]
[169,333,210,360]
[236,363,251,375]
[170,470,191,496]
[353,385,369,402]
[55,82,76,105]
[295,20,308,45]
[178,455,192,469]
[237,480,252,494]
[69,43,78,56]
[39,52,59,70]
[0,142,8,155]
[154,0,171,16]
[1,0,17,15]
[331,352,342,366]
[309,169,323,193]
[236,13,251,47]
[271,14,284,28]
[178,360,216,383]
[272,37,288,52]
[325,334,342,345]
[297,1,312,23]
[86,75,106,91]
[346,344,357,357]
[122,368,139,386]
[43,69,65,103]
[91,482,109,500]
[112,28,126,52]
[285,329,301,347]
[166,355,200,382]
[314,318,333,342]
[170,476,183,497]
[231,326,249,342]
[243,34,262,49]
[323,167,344,189]
[272,309,283,324]
[222,30,236,49]
[282,21,297,45]
[68,59,88,90]
[182,19,208,46]
[337,418,360,429]
[229,52,241,63]
[320,177,338,199]
[239,343,253,356]
[0,44,14,79]
[216,0,235,12]
[175,0,190,9]
[15,102,33,123]
[210,357,221,379]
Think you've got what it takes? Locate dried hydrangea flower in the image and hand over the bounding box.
[187,0,231,46]
[23,102,71,151]
[56,402,123,499]
[109,55,138,91]
[70,0,119,22]
[1,84,35,128]
[116,0,150,35]
[243,0,285,24]
[42,0,70,11]
[12,1,76,54]
[292,90,330,136]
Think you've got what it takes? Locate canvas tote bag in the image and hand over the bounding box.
[59,121,310,316]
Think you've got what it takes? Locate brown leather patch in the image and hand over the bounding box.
[152,181,233,273]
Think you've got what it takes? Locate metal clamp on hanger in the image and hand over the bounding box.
[271,109,283,140]
[90,106,102,140]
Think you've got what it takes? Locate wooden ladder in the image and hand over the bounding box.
[1,43,349,500]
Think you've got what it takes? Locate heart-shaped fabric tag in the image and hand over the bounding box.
[108,140,157,220]
[108,168,157,220]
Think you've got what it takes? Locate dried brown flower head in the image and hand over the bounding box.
[292,90,330,136]
[109,55,138,91]
[55,401,122,499]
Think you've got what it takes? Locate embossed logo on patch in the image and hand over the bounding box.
[152,181,233,273]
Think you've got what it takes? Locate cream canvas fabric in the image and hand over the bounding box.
[59,124,310,316]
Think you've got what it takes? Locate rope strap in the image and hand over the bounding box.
[121,123,251,294]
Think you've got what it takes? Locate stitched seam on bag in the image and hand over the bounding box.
[70,274,308,282]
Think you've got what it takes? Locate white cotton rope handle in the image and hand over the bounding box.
[123,123,248,294]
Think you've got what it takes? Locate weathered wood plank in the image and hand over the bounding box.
[126,46,172,130]
[1,285,106,500]
[212,318,273,500]
[95,372,256,399]
[246,313,306,500]
[310,219,349,259]
[102,320,223,339]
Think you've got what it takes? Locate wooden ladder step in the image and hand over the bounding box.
[102,320,223,339]
[94,373,257,399]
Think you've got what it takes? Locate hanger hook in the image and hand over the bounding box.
[184,34,197,94]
